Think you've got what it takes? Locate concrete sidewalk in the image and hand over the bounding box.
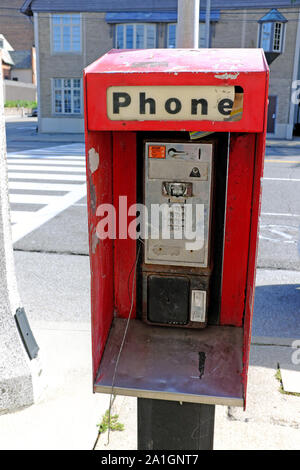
[0,251,109,450]
[0,249,299,450]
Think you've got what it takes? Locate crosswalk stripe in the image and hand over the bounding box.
[7,142,87,243]
[12,184,86,243]
[14,143,84,153]
[8,164,85,173]
[9,194,60,204]
[8,172,86,181]
[9,154,84,159]
[9,181,83,191]
[7,159,85,166]
[10,211,36,223]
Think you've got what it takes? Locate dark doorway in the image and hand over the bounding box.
[267,95,277,134]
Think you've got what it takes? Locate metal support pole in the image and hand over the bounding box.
[176,0,200,48]
[138,399,215,450]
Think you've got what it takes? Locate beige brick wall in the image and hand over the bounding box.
[38,12,113,119]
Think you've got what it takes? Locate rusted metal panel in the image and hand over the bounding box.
[85,130,114,380]
[220,133,256,327]
[113,131,137,319]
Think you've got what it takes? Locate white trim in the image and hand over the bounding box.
[273,22,283,52]
[281,22,287,54]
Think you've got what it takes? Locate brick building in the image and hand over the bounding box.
[21,0,300,138]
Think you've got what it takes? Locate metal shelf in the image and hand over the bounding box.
[94,318,244,407]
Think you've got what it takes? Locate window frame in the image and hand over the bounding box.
[167,23,207,48]
[273,22,283,52]
[115,23,157,49]
[51,13,82,54]
[52,78,83,116]
[258,21,285,53]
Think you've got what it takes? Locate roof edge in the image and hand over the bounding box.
[20,0,33,16]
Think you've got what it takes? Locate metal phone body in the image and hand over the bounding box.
[142,140,215,329]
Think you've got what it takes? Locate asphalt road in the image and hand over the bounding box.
[4,117,300,338]
[259,146,300,270]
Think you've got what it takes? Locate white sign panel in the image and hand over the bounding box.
[107,86,235,121]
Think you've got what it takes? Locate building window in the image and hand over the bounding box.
[167,23,206,48]
[52,14,81,53]
[258,9,287,54]
[115,24,156,49]
[260,23,272,51]
[53,79,81,115]
[273,22,283,51]
[259,21,284,53]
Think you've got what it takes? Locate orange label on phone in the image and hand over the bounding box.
[149,145,166,159]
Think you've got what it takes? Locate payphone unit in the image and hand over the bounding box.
[142,140,214,328]
[84,48,269,407]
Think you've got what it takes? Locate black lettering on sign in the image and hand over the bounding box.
[113,92,131,114]
[191,99,208,115]
[139,92,156,114]
[165,97,182,114]
[218,98,233,116]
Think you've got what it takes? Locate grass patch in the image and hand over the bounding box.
[97,410,124,434]
[5,100,37,108]
[275,365,300,397]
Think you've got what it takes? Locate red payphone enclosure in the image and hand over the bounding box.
[84,49,269,408]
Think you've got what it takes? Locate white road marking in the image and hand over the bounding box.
[8,164,85,172]
[261,212,300,218]
[7,159,85,166]
[9,182,82,191]
[9,194,60,205]
[259,224,299,245]
[8,172,86,181]
[268,228,293,240]
[10,211,35,223]
[7,143,87,243]
[9,155,85,160]
[12,184,86,243]
[263,177,300,182]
